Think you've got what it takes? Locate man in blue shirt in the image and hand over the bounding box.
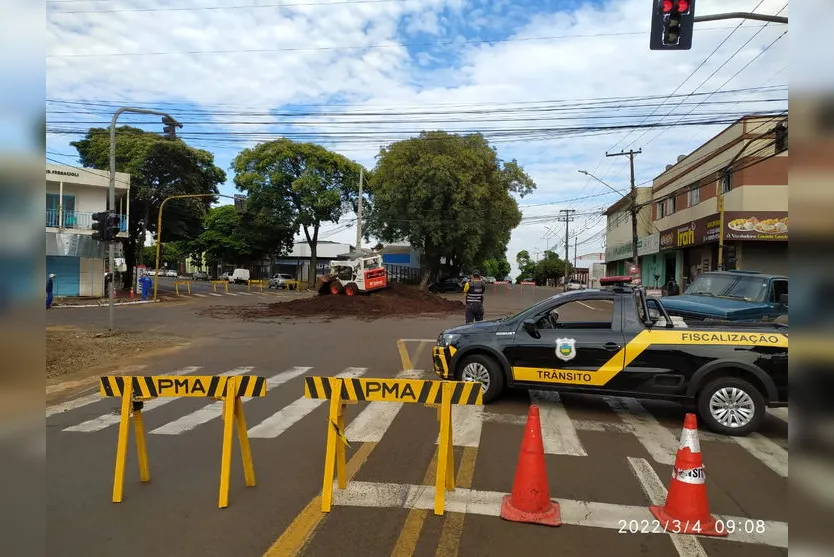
[46,273,55,309]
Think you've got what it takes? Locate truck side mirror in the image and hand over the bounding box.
[522,319,540,339]
[779,293,788,305]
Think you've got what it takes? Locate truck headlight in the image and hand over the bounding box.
[438,333,460,347]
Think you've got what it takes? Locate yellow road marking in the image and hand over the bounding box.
[262,441,376,557]
[396,339,429,371]
[397,340,412,371]
[435,447,478,557]
[390,448,438,557]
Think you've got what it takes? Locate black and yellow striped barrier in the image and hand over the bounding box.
[211,280,229,292]
[173,279,192,295]
[98,374,267,509]
[304,376,483,515]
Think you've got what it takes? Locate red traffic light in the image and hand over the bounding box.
[661,0,673,12]
[677,0,690,12]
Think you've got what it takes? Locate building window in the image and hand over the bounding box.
[720,173,731,194]
[656,202,664,219]
[664,197,675,216]
[46,194,76,228]
[688,185,700,207]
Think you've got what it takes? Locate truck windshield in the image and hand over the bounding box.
[685,274,769,302]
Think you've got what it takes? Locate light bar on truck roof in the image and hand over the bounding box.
[599,275,634,286]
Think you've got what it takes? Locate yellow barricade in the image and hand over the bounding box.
[248,279,268,292]
[99,374,267,508]
[211,280,229,292]
[304,376,483,515]
[173,280,192,295]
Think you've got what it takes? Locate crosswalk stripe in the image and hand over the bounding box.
[208,292,222,297]
[248,367,367,439]
[239,292,253,296]
[347,369,424,443]
[604,396,678,465]
[731,433,789,477]
[62,366,206,433]
[530,390,587,456]
[193,293,207,297]
[150,367,312,435]
[226,292,240,296]
[47,365,151,418]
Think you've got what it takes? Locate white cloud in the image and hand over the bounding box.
[46,0,788,279]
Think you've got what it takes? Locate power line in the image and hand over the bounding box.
[45,25,772,58]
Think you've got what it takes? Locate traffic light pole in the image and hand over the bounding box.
[108,107,181,331]
[153,193,238,302]
[693,12,787,24]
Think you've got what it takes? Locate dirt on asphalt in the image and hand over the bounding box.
[201,283,465,321]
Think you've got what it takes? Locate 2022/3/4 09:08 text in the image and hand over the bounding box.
[617,519,767,534]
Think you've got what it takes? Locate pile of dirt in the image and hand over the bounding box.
[205,283,464,320]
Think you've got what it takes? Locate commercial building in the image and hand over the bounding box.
[274,241,355,283]
[651,114,788,289]
[45,163,131,297]
[603,186,662,285]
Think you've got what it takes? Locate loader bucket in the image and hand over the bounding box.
[316,276,332,295]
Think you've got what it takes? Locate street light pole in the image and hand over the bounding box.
[109,107,181,331]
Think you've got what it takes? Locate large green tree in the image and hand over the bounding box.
[366,131,535,286]
[231,139,365,288]
[480,257,511,280]
[71,126,225,288]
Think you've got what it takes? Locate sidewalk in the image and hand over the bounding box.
[51,294,159,308]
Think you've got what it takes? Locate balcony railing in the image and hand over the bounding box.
[46,210,128,233]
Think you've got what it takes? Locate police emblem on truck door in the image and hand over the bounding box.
[555,338,576,362]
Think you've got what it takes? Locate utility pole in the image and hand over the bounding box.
[557,209,575,288]
[606,149,642,281]
[355,167,364,253]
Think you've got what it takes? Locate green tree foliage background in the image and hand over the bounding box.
[365,131,535,286]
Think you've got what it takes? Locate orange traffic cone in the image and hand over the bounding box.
[500,405,561,526]
[650,413,727,536]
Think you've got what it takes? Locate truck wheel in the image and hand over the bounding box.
[457,354,504,403]
[345,283,359,296]
[697,376,765,437]
[329,281,343,295]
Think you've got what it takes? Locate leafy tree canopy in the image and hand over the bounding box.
[71,126,225,286]
[480,258,512,279]
[365,131,535,284]
[515,249,573,284]
[231,139,365,287]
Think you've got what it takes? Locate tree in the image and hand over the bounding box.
[189,205,251,271]
[231,139,364,288]
[71,126,225,288]
[366,131,535,287]
[481,257,511,279]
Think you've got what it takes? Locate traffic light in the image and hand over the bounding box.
[91,211,108,242]
[106,212,121,240]
[162,115,182,140]
[650,0,695,50]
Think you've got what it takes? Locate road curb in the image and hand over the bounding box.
[52,300,160,309]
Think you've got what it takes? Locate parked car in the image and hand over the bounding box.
[565,279,585,291]
[660,270,788,322]
[269,273,297,289]
[428,277,465,293]
[192,271,209,281]
[165,269,178,278]
[483,276,497,284]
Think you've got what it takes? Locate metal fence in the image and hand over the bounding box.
[383,264,421,285]
[46,210,128,232]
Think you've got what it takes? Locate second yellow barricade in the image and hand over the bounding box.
[304,376,483,515]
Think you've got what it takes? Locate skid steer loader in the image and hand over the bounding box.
[315,252,388,296]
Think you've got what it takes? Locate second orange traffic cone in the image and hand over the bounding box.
[650,413,727,537]
[500,405,561,527]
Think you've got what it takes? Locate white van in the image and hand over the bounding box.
[229,268,250,284]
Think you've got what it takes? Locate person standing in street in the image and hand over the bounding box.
[463,269,486,324]
[46,273,55,309]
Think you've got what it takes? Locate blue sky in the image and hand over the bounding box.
[46,0,788,277]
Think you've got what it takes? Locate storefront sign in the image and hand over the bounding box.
[724,211,788,241]
[604,233,660,261]
[46,168,80,178]
[660,215,720,251]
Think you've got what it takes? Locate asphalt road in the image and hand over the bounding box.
[44,285,790,557]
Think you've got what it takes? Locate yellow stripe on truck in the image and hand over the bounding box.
[511,328,787,387]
